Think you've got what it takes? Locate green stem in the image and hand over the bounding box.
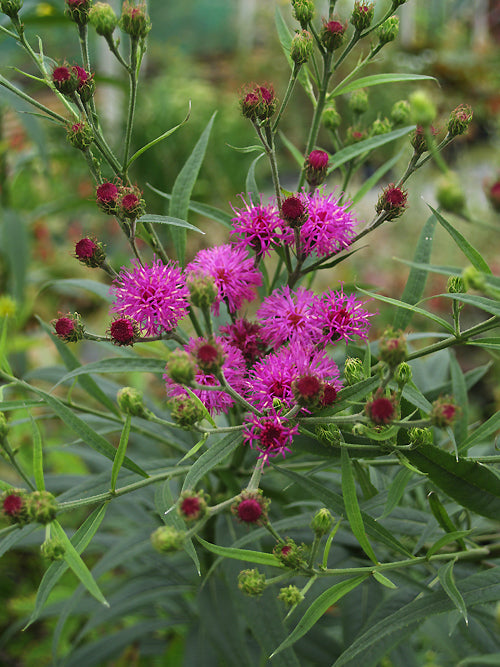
[1,438,36,491]
[272,64,300,133]
[219,371,263,416]
[122,39,139,178]
[142,222,170,264]
[0,78,66,125]
[246,461,263,491]
[333,30,361,71]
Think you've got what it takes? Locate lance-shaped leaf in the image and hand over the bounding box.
[197,536,282,568]
[182,433,242,492]
[137,213,204,234]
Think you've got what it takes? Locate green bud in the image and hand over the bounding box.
[408,427,433,448]
[447,104,473,137]
[150,525,185,553]
[322,104,342,131]
[377,15,399,44]
[315,424,342,446]
[371,117,393,136]
[430,396,459,427]
[311,508,334,537]
[273,539,307,569]
[67,120,94,151]
[436,173,466,214]
[391,100,411,126]
[462,266,486,292]
[290,29,314,65]
[345,126,367,145]
[165,349,197,385]
[344,357,366,385]
[350,1,374,32]
[278,585,304,607]
[26,490,58,525]
[177,490,209,522]
[0,0,23,19]
[89,2,118,36]
[40,538,65,561]
[348,89,369,115]
[352,422,367,436]
[186,272,218,309]
[292,0,315,28]
[119,1,151,40]
[65,0,92,25]
[409,90,437,127]
[1,488,29,525]
[394,362,412,387]
[447,275,466,294]
[238,568,266,597]
[378,328,407,367]
[169,396,205,430]
[117,387,148,418]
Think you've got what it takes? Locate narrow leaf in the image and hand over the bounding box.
[197,536,281,567]
[350,151,403,206]
[137,213,204,234]
[372,571,397,589]
[147,185,232,228]
[458,655,500,666]
[341,448,378,563]
[329,127,414,173]
[43,278,112,302]
[110,414,131,492]
[51,357,167,389]
[182,433,242,492]
[381,468,413,519]
[437,559,468,624]
[246,153,264,204]
[30,416,45,491]
[333,73,436,96]
[437,292,500,317]
[177,432,208,465]
[449,351,468,448]
[461,411,500,452]
[393,213,437,331]
[271,575,369,657]
[169,112,216,264]
[279,131,305,169]
[427,491,466,550]
[426,530,472,558]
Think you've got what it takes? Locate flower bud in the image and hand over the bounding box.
[290,29,314,66]
[292,374,323,408]
[0,0,23,19]
[169,395,206,429]
[292,0,314,27]
[350,2,374,32]
[165,349,197,385]
[74,237,106,267]
[447,104,473,137]
[408,427,433,448]
[232,489,270,525]
[186,272,217,309]
[273,538,307,569]
[378,328,407,367]
[345,127,367,145]
[96,181,120,214]
[52,313,84,342]
[485,178,500,212]
[430,396,459,427]
[108,317,139,346]
[391,100,411,126]
[278,585,304,607]
[150,525,185,553]
[73,65,95,103]
[315,424,342,446]
[238,569,266,597]
[52,65,79,96]
[311,508,334,537]
[89,2,118,36]
[65,0,92,25]
[320,19,347,51]
[348,89,368,115]
[344,357,365,385]
[117,386,148,418]
[240,84,277,122]
[447,275,466,294]
[304,150,329,187]
[376,183,408,220]
[177,490,209,522]
[409,90,437,127]
[365,389,398,425]
[0,295,16,318]
[119,0,151,40]
[192,339,225,375]
[26,490,58,524]
[410,125,439,155]
[377,15,399,45]
[322,103,342,131]
[462,266,486,292]
[281,195,308,227]
[352,422,367,436]
[436,173,465,214]
[370,117,393,136]
[67,120,93,151]
[394,362,412,387]
[321,383,338,407]
[1,489,29,525]
[40,537,65,561]
[118,185,146,220]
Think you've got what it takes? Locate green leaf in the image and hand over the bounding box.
[350,150,404,206]
[169,112,216,264]
[449,351,468,448]
[137,213,204,234]
[429,205,492,274]
[426,530,473,558]
[457,655,500,666]
[372,571,397,589]
[27,385,147,478]
[42,278,112,302]
[30,415,44,491]
[357,287,455,334]
[436,293,500,318]
[437,559,468,624]
[25,505,107,628]
[52,357,167,389]
[341,448,378,563]
[110,414,131,493]
[404,445,500,521]
[461,410,500,451]
[279,131,305,169]
[184,387,216,428]
[246,153,265,204]
[271,575,369,657]
[2,209,28,305]
[393,213,437,331]
[225,143,265,153]
[332,73,436,97]
[352,460,378,500]
[328,126,414,172]
[197,536,281,567]
[176,432,208,465]
[427,490,466,550]
[181,433,242,492]
[147,185,233,228]
[276,467,412,557]
[381,468,413,519]
[125,103,190,169]
[466,337,500,350]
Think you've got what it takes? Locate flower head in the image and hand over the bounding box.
[256,285,321,347]
[281,196,308,227]
[304,150,329,187]
[186,244,261,316]
[376,183,408,219]
[220,318,267,365]
[52,313,84,342]
[52,65,79,95]
[243,410,298,466]
[447,103,473,137]
[119,0,151,39]
[230,196,292,257]
[232,490,270,525]
[485,178,500,212]
[74,237,105,268]
[351,2,374,32]
[96,181,119,214]
[108,317,138,346]
[365,390,398,425]
[240,84,277,121]
[111,257,189,336]
[431,396,459,427]
[178,490,209,522]
[320,19,346,51]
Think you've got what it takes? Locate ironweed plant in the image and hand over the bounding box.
[1,1,500,665]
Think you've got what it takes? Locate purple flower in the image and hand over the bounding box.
[230,196,293,257]
[186,244,262,316]
[256,285,322,347]
[111,257,189,336]
[165,336,246,415]
[291,189,358,258]
[243,409,298,466]
[246,340,342,411]
[316,286,373,345]
[220,318,267,365]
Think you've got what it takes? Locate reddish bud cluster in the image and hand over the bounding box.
[376,183,408,220]
[320,19,346,51]
[108,317,138,346]
[365,390,398,425]
[240,84,277,122]
[95,181,145,219]
[74,237,106,268]
[232,490,270,525]
[304,150,329,187]
[281,196,308,227]
[53,313,84,342]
